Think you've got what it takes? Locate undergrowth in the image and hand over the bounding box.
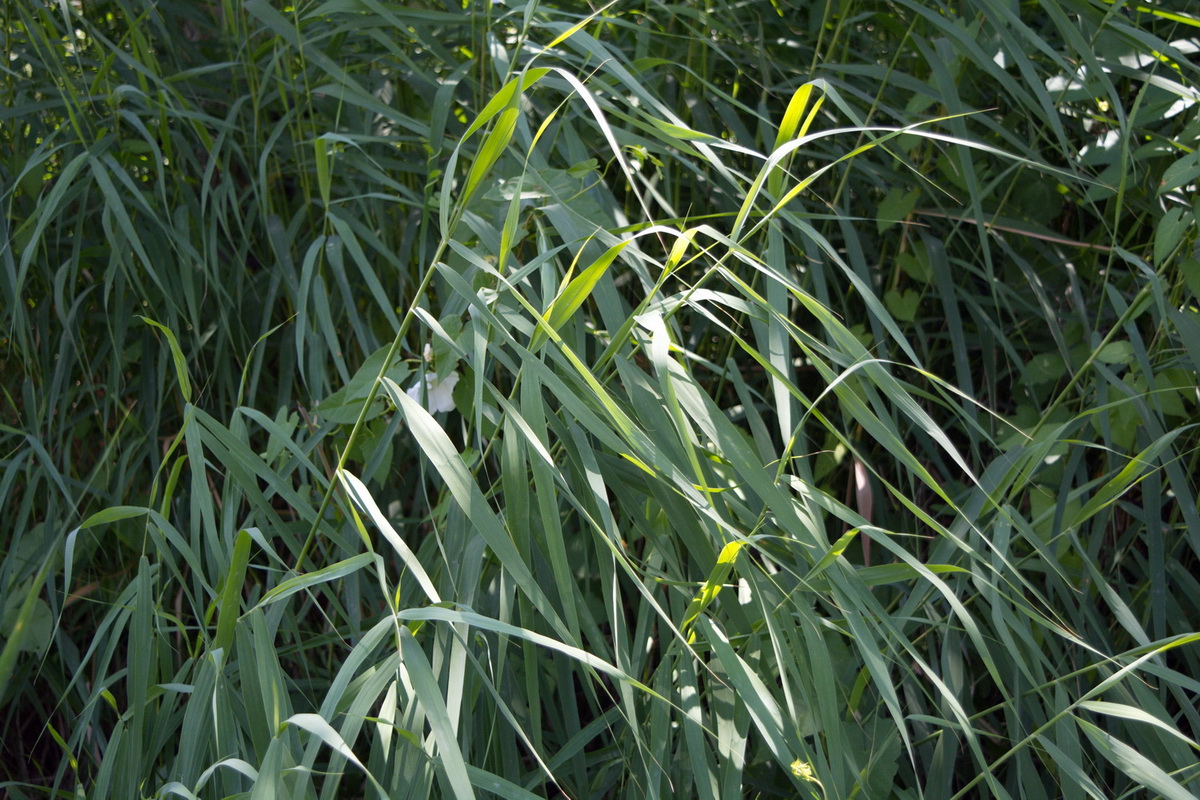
[2,0,1199,798]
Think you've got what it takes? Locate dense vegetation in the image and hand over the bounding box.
[3,0,1199,797]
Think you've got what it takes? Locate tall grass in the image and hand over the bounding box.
[2,0,1198,797]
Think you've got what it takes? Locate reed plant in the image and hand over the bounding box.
[2,0,1198,797]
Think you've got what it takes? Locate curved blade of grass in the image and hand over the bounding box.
[397,628,476,800]
[212,528,252,661]
[531,239,631,351]
[382,378,569,639]
[139,316,192,403]
[1075,717,1196,800]
[250,552,374,612]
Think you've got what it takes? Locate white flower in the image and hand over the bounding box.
[406,370,459,413]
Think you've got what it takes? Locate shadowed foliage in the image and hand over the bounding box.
[2,0,1198,798]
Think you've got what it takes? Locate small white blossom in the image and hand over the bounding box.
[407,371,459,413]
